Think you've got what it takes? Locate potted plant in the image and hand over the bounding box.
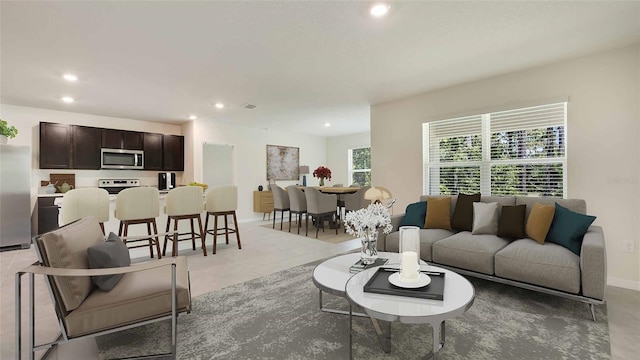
[312,166,332,186]
[344,203,393,264]
[0,119,18,144]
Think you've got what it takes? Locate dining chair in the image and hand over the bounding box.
[287,185,307,234]
[163,186,207,257]
[272,185,290,230]
[343,186,372,231]
[60,188,110,234]
[304,187,338,238]
[204,186,241,254]
[115,187,162,258]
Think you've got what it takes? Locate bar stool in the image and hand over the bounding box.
[115,187,162,259]
[60,188,110,234]
[163,186,207,257]
[204,186,241,254]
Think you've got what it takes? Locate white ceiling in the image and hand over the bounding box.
[1,1,639,137]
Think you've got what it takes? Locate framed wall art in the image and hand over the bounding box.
[266,145,299,181]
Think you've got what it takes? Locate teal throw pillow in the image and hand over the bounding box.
[400,201,428,228]
[546,203,596,255]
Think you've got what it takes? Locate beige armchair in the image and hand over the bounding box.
[304,187,338,238]
[15,216,191,359]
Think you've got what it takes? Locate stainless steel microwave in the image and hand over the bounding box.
[101,148,144,170]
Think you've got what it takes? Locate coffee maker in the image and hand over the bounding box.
[158,172,176,191]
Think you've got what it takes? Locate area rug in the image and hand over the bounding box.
[96,260,610,360]
[260,222,355,244]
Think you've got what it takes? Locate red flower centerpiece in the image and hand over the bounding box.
[313,166,332,186]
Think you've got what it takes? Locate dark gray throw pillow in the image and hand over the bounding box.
[451,193,481,231]
[87,232,131,291]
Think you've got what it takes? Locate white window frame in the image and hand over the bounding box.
[348,147,371,186]
[423,102,568,197]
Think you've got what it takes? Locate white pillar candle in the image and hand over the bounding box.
[400,251,419,282]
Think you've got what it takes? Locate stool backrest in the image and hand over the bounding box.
[115,187,160,220]
[205,186,237,212]
[61,188,110,225]
[165,186,204,216]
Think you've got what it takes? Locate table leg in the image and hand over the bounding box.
[349,305,353,360]
[423,320,445,360]
[370,317,391,353]
[318,290,367,317]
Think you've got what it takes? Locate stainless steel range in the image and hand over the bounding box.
[98,179,141,194]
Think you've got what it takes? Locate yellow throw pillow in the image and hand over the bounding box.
[525,203,556,244]
[424,197,452,230]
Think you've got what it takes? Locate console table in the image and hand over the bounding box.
[253,191,273,220]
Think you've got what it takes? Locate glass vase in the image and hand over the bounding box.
[360,229,379,264]
[319,178,325,186]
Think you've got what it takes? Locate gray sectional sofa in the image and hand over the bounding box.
[379,195,606,320]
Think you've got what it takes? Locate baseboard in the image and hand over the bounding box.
[607,276,640,291]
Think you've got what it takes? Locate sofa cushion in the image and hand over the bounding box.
[424,197,452,230]
[516,197,586,217]
[400,201,427,228]
[546,203,596,255]
[39,217,104,311]
[495,238,580,294]
[64,256,191,337]
[451,193,480,231]
[497,205,526,239]
[87,232,131,291]
[385,229,454,261]
[432,232,510,275]
[472,202,499,235]
[525,203,555,244]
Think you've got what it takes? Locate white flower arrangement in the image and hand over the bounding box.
[344,202,393,237]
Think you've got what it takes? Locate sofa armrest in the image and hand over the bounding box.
[580,226,606,300]
[378,214,405,251]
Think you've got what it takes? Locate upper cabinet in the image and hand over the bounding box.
[101,129,143,150]
[39,122,72,169]
[72,126,101,169]
[143,133,163,170]
[39,122,184,171]
[163,135,184,171]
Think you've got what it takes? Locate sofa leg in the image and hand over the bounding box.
[589,303,597,322]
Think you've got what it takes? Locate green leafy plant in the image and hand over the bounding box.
[0,119,18,139]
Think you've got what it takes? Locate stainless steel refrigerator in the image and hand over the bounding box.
[0,144,31,250]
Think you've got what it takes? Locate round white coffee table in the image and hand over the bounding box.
[345,264,474,359]
[312,252,421,315]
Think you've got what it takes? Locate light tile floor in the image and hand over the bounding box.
[1,220,638,359]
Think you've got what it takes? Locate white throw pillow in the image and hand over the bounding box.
[472,202,499,235]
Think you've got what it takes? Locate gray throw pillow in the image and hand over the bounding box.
[87,232,131,291]
[472,202,499,235]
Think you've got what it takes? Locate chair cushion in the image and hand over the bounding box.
[546,203,596,255]
[451,193,480,231]
[495,238,580,294]
[87,233,131,291]
[385,229,455,261]
[497,205,526,239]
[432,232,510,275]
[472,202,499,235]
[525,203,555,244]
[39,217,104,311]
[64,256,191,338]
[400,201,427,228]
[424,197,452,230]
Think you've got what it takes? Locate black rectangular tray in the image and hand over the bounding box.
[363,268,445,300]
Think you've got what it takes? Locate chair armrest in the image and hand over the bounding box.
[580,226,606,300]
[17,257,182,277]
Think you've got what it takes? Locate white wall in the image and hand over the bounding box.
[326,131,370,186]
[371,45,640,288]
[186,120,328,222]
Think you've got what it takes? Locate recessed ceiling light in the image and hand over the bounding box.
[61,96,74,103]
[324,123,331,127]
[370,3,390,18]
[215,103,225,109]
[188,115,197,120]
[63,74,78,82]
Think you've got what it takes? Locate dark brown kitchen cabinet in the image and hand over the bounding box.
[163,135,184,171]
[101,129,143,150]
[143,133,163,170]
[37,196,61,234]
[39,122,72,169]
[72,125,101,169]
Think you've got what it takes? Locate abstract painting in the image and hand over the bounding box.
[266,145,299,180]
